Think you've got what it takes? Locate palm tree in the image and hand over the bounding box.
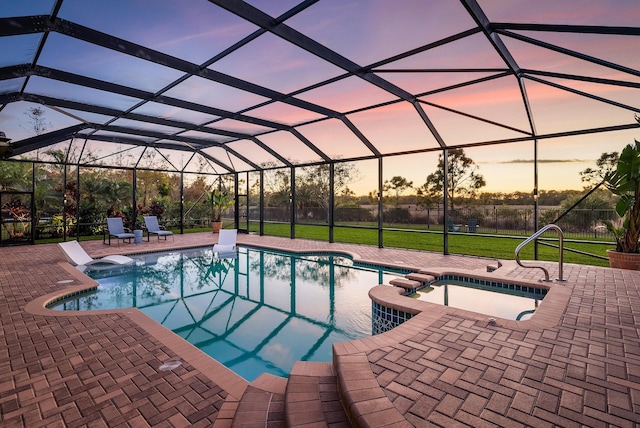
[97,176,133,219]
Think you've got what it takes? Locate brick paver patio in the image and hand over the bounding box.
[1,232,639,426]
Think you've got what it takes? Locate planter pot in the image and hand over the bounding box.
[607,249,640,270]
[212,221,222,234]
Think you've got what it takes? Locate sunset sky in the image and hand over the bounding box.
[1,0,638,195]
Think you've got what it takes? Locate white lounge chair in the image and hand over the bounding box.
[58,240,134,269]
[143,216,174,241]
[104,217,135,246]
[213,229,237,257]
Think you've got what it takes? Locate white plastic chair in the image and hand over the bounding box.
[213,229,237,257]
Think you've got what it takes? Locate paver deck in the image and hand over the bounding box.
[1,232,639,426]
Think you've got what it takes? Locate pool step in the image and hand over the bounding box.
[389,278,422,295]
[229,374,286,428]
[405,272,436,285]
[285,361,349,427]
[335,353,408,427]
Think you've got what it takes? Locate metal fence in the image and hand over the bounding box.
[260,205,616,240]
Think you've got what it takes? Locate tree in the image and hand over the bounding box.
[23,107,50,136]
[183,176,208,202]
[383,176,413,208]
[580,151,619,187]
[297,162,360,213]
[367,190,379,205]
[157,181,171,197]
[99,178,133,217]
[182,176,210,222]
[336,186,358,207]
[78,170,111,234]
[541,192,615,232]
[0,161,31,191]
[22,107,51,162]
[263,167,291,208]
[136,170,169,207]
[415,187,438,211]
[419,148,485,210]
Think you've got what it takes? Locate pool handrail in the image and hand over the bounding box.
[515,224,565,282]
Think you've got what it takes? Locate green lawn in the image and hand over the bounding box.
[248,222,612,267]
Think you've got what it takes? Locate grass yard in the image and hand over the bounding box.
[248,222,612,267]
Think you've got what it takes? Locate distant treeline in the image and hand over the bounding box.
[355,189,590,207]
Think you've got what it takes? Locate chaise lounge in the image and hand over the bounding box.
[104,217,135,246]
[143,216,174,241]
[59,240,134,269]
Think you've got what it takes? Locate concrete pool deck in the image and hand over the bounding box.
[1,232,639,426]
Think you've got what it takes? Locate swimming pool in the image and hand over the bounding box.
[48,246,406,381]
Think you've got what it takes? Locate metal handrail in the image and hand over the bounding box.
[515,224,565,282]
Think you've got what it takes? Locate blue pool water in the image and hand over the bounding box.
[413,278,545,321]
[49,246,406,381]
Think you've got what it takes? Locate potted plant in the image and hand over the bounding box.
[603,123,640,269]
[209,188,234,233]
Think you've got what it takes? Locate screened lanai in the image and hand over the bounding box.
[0,0,639,263]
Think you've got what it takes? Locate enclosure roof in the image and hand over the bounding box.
[0,0,639,174]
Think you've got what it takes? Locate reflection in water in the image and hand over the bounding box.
[51,246,404,381]
[415,280,542,321]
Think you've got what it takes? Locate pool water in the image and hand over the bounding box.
[49,246,406,381]
[413,279,543,321]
